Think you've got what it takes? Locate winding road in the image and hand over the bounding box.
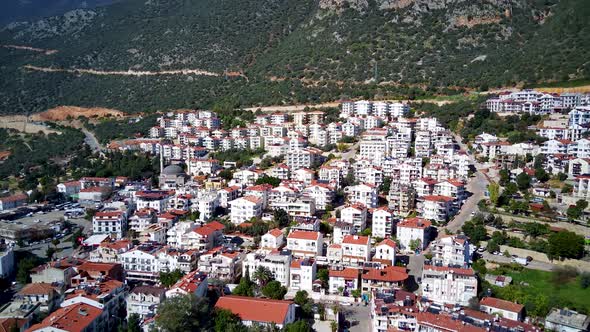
[82,128,103,152]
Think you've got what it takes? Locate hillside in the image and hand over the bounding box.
[0,0,588,114]
[0,0,118,25]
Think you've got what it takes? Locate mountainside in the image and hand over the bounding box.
[0,0,588,114]
[0,0,118,25]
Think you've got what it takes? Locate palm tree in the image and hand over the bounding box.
[330,321,338,332]
[253,266,273,287]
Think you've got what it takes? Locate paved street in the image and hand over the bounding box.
[436,134,490,237]
[441,170,488,237]
[342,304,371,332]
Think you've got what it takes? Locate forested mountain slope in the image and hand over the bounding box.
[0,0,588,114]
[0,0,118,25]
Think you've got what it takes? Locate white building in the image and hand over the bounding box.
[289,258,316,292]
[286,231,323,258]
[429,235,470,267]
[340,204,368,233]
[243,251,291,288]
[261,228,285,250]
[480,297,524,322]
[420,195,455,223]
[341,235,371,264]
[373,238,396,266]
[396,217,432,251]
[346,183,378,208]
[371,207,396,239]
[421,265,478,306]
[229,196,263,224]
[92,211,127,240]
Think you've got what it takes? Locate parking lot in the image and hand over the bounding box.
[341,303,371,332]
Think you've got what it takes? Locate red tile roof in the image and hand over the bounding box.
[329,268,358,279]
[27,303,102,332]
[18,283,57,296]
[416,312,485,332]
[215,296,293,325]
[267,228,283,238]
[377,238,397,248]
[398,217,432,229]
[288,230,320,241]
[362,266,408,283]
[480,297,524,313]
[342,235,370,245]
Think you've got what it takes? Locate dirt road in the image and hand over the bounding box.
[23,65,219,77]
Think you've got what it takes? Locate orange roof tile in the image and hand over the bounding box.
[329,268,358,279]
[287,230,320,241]
[480,297,524,313]
[398,218,432,229]
[342,235,370,245]
[362,266,408,283]
[215,296,293,325]
[27,303,102,332]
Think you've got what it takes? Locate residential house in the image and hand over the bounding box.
[286,231,323,258]
[214,296,296,329]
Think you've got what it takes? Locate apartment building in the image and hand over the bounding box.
[420,195,455,223]
[286,231,323,258]
[340,204,368,233]
[289,258,316,292]
[346,183,378,208]
[396,217,432,251]
[371,206,396,239]
[92,210,127,239]
[429,235,470,267]
[243,251,292,288]
[229,196,263,224]
[341,235,371,264]
[421,265,477,306]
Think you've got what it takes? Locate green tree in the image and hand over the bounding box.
[127,314,141,332]
[283,320,312,332]
[253,266,274,287]
[499,169,510,186]
[294,290,314,317]
[46,247,56,260]
[255,176,281,187]
[351,289,362,300]
[486,240,500,253]
[273,209,290,228]
[233,274,255,297]
[548,231,585,259]
[213,309,248,332]
[472,259,487,275]
[409,239,422,251]
[317,268,329,288]
[516,172,531,191]
[331,321,338,332]
[488,183,500,206]
[261,280,287,300]
[155,294,211,332]
[16,256,38,284]
[159,269,184,287]
[534,168,550,183]
[462,218,487,243]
